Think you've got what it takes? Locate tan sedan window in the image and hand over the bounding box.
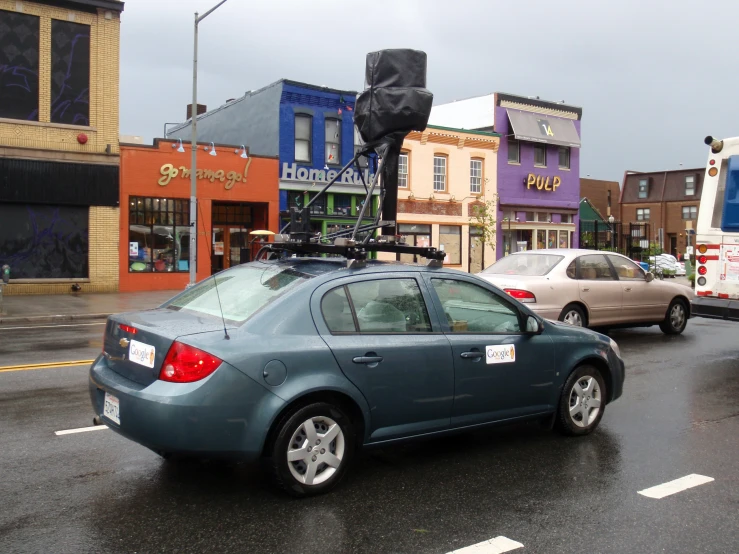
[607,255,646,281]
[578,255,615,280]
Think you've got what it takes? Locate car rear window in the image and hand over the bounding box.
[162,264,312,324]
[481,254,564,276]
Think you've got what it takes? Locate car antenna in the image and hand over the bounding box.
[198,202,230,340]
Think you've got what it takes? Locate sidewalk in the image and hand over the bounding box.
[0,289,183,325]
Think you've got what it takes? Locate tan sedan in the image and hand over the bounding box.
[477,249,694,334]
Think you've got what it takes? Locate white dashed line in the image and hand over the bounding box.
[448,536,524,554]
[55,425,109,436]
[638,474,715,499]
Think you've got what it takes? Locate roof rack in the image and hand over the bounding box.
[265,142,446,268]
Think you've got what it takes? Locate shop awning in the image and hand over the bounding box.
[507,109,581,148]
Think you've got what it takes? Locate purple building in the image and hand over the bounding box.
[430,93,582,261]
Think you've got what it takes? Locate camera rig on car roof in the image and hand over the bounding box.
[257,49,445,267]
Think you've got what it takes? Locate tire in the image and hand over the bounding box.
[659,298,688,335]
[264,402,355,497]
[556,365,606,436]
[558,303,587,327]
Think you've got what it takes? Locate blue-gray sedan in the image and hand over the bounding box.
[89,258,624,496]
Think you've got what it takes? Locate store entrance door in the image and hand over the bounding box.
[211,202,255,274]
[211,226,251,274]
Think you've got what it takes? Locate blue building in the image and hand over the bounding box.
[168,80,378,237]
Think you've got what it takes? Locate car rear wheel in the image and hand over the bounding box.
[558,304,587,327]
[265,402,355,497]
[556,365,606,436]
[659,299,688,335]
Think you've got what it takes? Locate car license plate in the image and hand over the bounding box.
[103,392,120,425]
[129,339,156,368]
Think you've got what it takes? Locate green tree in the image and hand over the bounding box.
[469,195,498,250]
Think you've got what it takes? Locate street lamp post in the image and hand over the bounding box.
[609,215,615,250]
[188,0,229,287]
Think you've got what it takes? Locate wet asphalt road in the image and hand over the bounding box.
[1,319,737,553]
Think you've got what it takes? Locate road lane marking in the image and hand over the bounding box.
[55,425,109,436]
[0,322,105,330]
[448,536,524,554]
[0,360,95,373]
[638,474,715,499]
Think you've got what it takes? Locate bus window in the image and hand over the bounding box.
[721,156,739,232]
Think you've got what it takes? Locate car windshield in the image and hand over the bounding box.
[482,253,564,276]
[162,263,313,324]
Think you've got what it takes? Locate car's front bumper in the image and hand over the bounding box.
[691,296,739,322]
[89,355,285,460]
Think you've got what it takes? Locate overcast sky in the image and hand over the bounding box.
[119,0,739,181]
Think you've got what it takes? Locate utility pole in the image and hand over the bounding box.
[189,0,229,287]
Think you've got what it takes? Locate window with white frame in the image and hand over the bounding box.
[295,115,311,162]
[470,159,482,194]
[685,175,695,196]
[558,146,570,169]
[637,208,650,221]
[354,126,367,167]
[682,206,697,219]
[433,155,447,192]
[325,118,341,165]
[398,153,409,188]
[638,178,648,199]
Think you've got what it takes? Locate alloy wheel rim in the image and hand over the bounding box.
[564,310,583,326]
[568,376,601,428]
[287,416,345,486]
[670,304,685,329]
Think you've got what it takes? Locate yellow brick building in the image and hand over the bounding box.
[0,0,124,295]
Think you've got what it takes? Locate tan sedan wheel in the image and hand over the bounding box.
[559,304,587,327]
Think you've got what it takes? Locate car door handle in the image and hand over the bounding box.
[624,287,632,292]
[460,351,484,359]
[353,356,383,364]
[582,287,590,292]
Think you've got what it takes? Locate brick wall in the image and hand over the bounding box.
[89,206,119,291]
[0,0,121,155]
[580,178,620,219]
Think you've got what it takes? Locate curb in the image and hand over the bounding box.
[0,312,111,325]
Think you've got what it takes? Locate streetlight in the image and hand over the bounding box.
[188,0,229,287]
[608,215,615,250]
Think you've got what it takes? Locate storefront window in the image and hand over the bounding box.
[559,230,569,248]
[129,196,190,273]
[440,225,462,265]
[548,230,557,249]
[397,224,431,263]
[332,194,352,216]
[537,230,546,249]
[308,193,326,215]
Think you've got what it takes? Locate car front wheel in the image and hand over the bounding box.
[265,402,355,497]
[659,299,688,335]
[556,365,606,436]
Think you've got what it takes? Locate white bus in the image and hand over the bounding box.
[692,135,739,321]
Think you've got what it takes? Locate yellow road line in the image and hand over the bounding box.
[0,359,95,373]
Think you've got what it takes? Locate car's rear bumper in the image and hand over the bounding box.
[89,355,285,460]
[529,305,562,321]
[691,296,739,322]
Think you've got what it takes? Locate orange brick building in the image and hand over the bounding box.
[119,140,279,291]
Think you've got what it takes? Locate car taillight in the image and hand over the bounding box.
[159,341,222,383]
[504,289,536,303]
[119,324,137,334]
[698,266,707,275]
[698,255,707,265]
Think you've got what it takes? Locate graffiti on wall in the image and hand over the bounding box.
[0,11,40,121]
[0,205,89,279]
[50,20,91,126]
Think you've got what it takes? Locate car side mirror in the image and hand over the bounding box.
[645,272,655,283]
[525,315,542,334]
